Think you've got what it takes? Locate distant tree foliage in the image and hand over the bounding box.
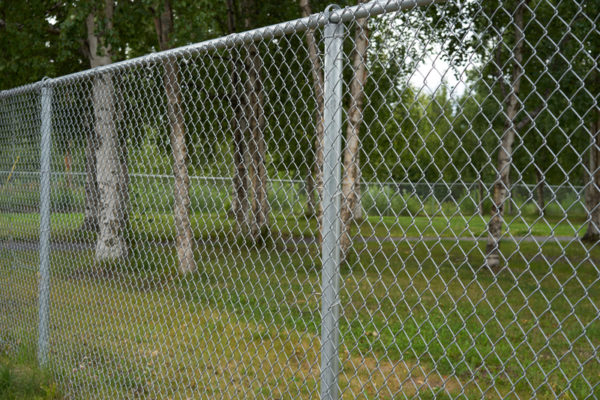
[1,0,598,259]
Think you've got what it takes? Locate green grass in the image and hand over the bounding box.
[1,210,599,398]
[0,346,61,399]
[0,210,589,245]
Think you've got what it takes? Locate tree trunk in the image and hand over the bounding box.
[87,2,129,261]
[227,0,250,233]
[230,63,250,231]
[299,0,324,223]
[535,166,545,217]
[583,108,600,242]
[163,59,195,273]
[82,114,99,231]
[341,2,369,260]
[93,72,129,261]
[81,6,110,233]
[154,0,196,274]
[244,13,269,241]
[485,2,526,270]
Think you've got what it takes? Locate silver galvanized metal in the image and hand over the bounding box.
[37,84,52,365]
[319,8,344,400]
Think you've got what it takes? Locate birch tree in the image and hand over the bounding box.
[243,0,269,241]
[225,0,269,240]
[152,0,196,273]
[299,0,324,220]
[484,1,527,269]
[226,0,251,233]
[340,0,369,260]
[245,45,269,240]
[81,6,103,232]
[481,0,595,266]
[87,0,130,261]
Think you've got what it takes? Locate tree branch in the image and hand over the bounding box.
[515,103,544,131]
[46,25,60,35]
[515,86,552,131]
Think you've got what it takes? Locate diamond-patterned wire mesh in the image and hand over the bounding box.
[0,0,599,398]
[0,89,42,363]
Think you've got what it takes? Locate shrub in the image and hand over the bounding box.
[362,185,423,217]
[519,201,541,218]
[190,183,230,214]
[398,192,425,216]
[362,185,394,216]
[130,178,173,213]
[268,181,303,213]
[51,186,83,213]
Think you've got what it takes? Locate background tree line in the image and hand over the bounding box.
[0,0,597,272]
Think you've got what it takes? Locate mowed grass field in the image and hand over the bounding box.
[0,210,599,399]
[0,210,590,244]
[0,345,61,400]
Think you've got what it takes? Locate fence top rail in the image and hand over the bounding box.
[0,0,438,99]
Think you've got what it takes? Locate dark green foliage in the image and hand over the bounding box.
[2,0,598,194]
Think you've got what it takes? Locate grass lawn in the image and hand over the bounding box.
[0,210,589,244]
[0,211,598,398]
[0,345,61,399]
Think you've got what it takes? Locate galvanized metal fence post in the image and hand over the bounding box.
[320,6,343,400]
[37,82,52,365]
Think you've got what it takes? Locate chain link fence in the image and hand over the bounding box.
[0,171,588,220]
[0,0,599,398]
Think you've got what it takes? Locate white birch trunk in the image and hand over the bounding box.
[227,0,251,233]
[93,73,129,260]
[485,2,526,269]
[246,41,269,241]
[86,3,129,261]
[154,0,197,273]
[341,1,369,260]
[299,0,325,224]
